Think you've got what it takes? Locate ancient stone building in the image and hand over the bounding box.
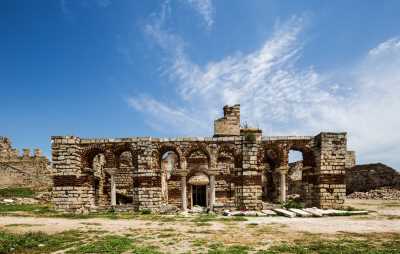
[0,136,52,190]
[51,105,351,213]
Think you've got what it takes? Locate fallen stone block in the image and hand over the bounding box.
[272,208,296,218]
[261,209,277,216]
[289,208,312,217]
[303,208,323,217]
[243,211,258,216]
[230,211,245,216]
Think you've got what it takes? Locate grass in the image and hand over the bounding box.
[208,243,251,254]
[0,230,82,254]
[66,235,133,254]
[0,188,35,198]
[66,235,162,254]
[0,204,52,214]
[258,235,400,254]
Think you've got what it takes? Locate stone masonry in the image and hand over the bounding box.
[51,105,353,212]
[0,137,52,190]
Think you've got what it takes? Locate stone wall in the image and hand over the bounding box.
[50,105,351,212]
[0,136,51,190]
[314,133,347,209]
[214,104,240,137]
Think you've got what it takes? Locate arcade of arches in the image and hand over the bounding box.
[51,105,355,213]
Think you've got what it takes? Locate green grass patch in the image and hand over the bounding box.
[0,188,35,198]
[208,243,251,254]
[258,236,400,254]
[0,204,52,214]
[0,230,82,254]
[66,235,133,254]
[66,235,162,254]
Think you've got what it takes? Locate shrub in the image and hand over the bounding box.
[0,187,35,198]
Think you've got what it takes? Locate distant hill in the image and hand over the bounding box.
[346,163,400,194]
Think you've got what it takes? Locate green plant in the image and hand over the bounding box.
[0,187,35,198]
[0,230,81,254]
[282,199,304,209]
[140,209,152,215]
[243,132,256,142]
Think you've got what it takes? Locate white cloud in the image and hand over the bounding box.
[184,0,215,29]
[310,37,400,167]
[133,16,331,135]
[131,12,400,168]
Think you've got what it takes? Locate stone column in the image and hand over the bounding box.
[280,169,288,203]
[209,174,215,210]
[111,174,116,207]
[105,168,117,207]
[181,174,187,211]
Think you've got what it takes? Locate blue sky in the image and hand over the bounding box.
[1,0,400,169]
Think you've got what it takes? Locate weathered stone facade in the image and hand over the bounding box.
[0,137,52,190]
[51,105,351,212]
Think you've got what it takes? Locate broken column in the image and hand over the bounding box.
[181,173,187,211]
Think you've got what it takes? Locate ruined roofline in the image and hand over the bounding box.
[52,132,348,144]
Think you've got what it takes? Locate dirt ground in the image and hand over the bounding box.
[0,199,399,253]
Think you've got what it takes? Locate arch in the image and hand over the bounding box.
[81,145,107,169]
[156,144,183,170]
[287,144,316,168]
[113,143,138,169]
[216,144,240,168]
[184,143,212,168]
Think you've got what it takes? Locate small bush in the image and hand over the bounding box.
[0,187,35,198]
[244,132,256,142]
[282,199,304,209]
[140,209,152,215]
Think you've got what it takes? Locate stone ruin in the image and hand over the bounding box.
[51,105,353,213]
[0,136,52,190]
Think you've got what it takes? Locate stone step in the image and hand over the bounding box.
[289,208,312,217]
[272,208,296,218]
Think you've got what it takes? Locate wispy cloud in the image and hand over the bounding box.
[60,0,111,18]
[310,37,400,166]
[133,16,330,135]
[183,0,215,30]
[131,7,400,168]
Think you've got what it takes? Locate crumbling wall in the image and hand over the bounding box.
[0,137,51,190]
[50,105,351,212]
[214,104,240,137]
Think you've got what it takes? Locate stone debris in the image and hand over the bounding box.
[272,208,296,218]
[347,187,400,200]
[289,208,312,217]
[261,209,277,216]
[188,205,206,213]
[303,208,324,217]
[159,204,179,214]
[2,199,14,203]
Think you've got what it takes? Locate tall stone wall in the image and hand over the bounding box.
[51,136,97,212]
[315,133,347,209]
[0,136,51,190]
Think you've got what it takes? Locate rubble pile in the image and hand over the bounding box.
[347,187,400,200]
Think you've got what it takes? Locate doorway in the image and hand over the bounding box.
[192,185,207,207]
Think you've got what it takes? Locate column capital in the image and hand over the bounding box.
[278,166,289,174]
